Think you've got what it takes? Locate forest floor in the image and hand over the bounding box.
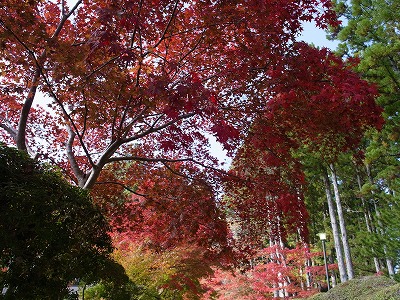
[306,275,400,300]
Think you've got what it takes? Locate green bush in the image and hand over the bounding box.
[0,144,113,299]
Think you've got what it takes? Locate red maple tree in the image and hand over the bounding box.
[226,43,383,245]
[1,0,342,189]
[98,160,230,255]
[1,0,383,265]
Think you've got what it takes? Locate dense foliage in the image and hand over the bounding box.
[201,244,335,299]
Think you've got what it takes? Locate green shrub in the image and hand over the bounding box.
[0,144,113,299]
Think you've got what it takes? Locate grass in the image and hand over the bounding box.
[307,275,400,300]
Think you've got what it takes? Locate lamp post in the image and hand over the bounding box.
[318,232,330,290]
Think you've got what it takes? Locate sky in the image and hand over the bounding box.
[298,22,340,49]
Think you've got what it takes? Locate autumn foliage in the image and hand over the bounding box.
[226,43,383,245]
[111,241,215,299]
[201,244,336,299]
[0,0,385,297]
[1,0,352,188]
[96,161,231,256]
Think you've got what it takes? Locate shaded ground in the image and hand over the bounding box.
[308,275,400,300]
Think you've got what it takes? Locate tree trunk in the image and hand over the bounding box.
[355,166,381,273]
[322,168,348,282]
[330,163,354,280]
[366,164,396,277]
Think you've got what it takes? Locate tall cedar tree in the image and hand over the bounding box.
[331,0,400,276]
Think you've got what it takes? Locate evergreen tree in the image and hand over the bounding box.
[332,0,400,277]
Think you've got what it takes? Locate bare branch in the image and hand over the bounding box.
[108,155,227,176]
[83,139,123,190]
[0,19,42,150]
[0,1,82,151]
[128,0,143,49]
[161,160,190,179]
[64,0,83,18]
[177,31,205,66]
[151,0,180,50]
[84,56,120,81]
[117,100,151,141]
[122,112,196,143]
[40,73,96,167]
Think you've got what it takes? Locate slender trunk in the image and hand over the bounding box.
[330,163,354,279]
[386,256,395,277]
[269,239,279,298]
[366,164,396,277]
[322,168,348,282]
[328,249,337,287]
[299,266,305,290]
[331,271,337,287]
[355,166,381,273]
[305,254,312,289]
[373,200,395,276]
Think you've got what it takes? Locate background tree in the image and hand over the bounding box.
[0,144,114,299]
[85,161,231,299]
[103,161,230,254]
[200,244,333,299]
[226,42,382,249]
[331,0,400,277]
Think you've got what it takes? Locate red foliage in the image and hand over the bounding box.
[1,0,348,189]
[226,44,383,246]
[94,161,231,260]
[265,44,383,155]
[0,0,383,266]
[201,244,335,299]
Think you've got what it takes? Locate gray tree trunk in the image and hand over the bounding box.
[322,168,348,282]
[355,166,381,273]
[366,164,396,277]
[330,163,354,280]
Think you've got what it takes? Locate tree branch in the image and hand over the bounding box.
[66,126,87,186]
[151,0,180,50]
[94,181,148,197]
[0,1,81,151]
[122,112,196,143]
[0,120,17,141]
[107,155,227,176]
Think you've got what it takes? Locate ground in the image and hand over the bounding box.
[307,275,400,300]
